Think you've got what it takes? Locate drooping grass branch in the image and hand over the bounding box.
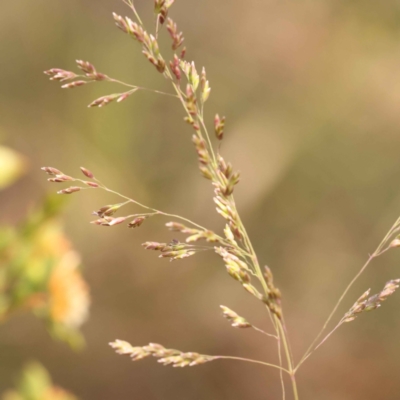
[296,217,400,371]
[109,339,290,373]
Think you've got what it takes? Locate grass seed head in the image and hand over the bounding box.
[142,242,168,251]
[166,19,184,50]
[61,80,87,89]
[93,204,123,217]
[57,186,81,195]
[84,181,99,188]
[47,175,74,183]
[111,340,214,367]
[214,114,226,140]
[44,69,77,82]
[128,217,146,228]
[220,306,251,328]
[80,167,94,179]
[41,167,63,176]
[104,217,127,227]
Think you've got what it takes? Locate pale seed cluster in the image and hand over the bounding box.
[44,60,106,90]
[343,279,400,323]
[220,306,252,328]
[41,166,99,193]
[44,60,135,107]
[142,240,196,261]
[109,340,215,367]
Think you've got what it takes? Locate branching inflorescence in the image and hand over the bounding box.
[42,1,400,398]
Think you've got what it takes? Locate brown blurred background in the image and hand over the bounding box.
[2,0,400,398]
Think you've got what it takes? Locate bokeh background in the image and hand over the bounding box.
[2,0,400,399]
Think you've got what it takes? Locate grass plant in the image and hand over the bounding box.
[42,1,400,398]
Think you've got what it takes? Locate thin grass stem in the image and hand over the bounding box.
[106,77,178,97]
[165,71,218,166]
[277,327,286,400]
[96,181,208,231]
[214,356,290,374]
[123,0,143,25]
[252,326,278,339]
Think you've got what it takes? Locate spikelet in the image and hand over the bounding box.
[220,306,251,328]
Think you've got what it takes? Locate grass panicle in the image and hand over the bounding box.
[42,1,400,399]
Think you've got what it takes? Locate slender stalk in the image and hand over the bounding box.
[123,0,143,25]
[234,202,299,398]
[198,113,217,165]
[290,374,299,400]
[276,327,286,400]
[235,213,270,295]
[155,14,160,39]
[96,180,209,231]
[314,320,343,352]
[214,356,290,374]
[277,318,299,400]
[106,77,178,98]
[162,67,218,167]
[281,316,296,374]
[253,325,278,339]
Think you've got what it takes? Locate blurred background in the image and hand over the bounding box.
[2,0,400,399]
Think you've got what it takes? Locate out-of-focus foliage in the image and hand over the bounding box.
[0,148,84,399]
[0,146,26,190]
[0,195,90,348]
[2,362,77,400]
